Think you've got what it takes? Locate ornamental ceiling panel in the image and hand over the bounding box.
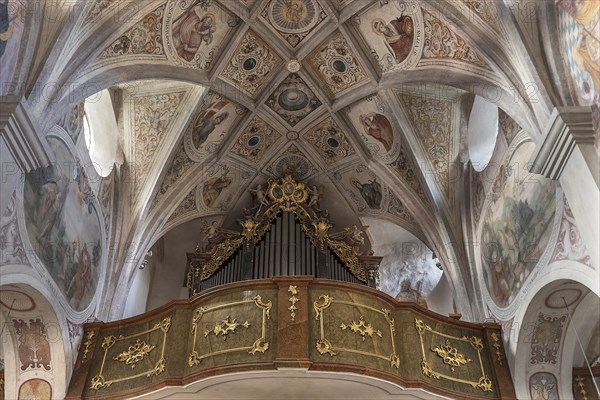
[164,0,241,70]
[420,10,489,69]
[129,89,188,197]
[302,116,357,166]
[387,190,417,229]
[342,94,402,164]
[218,30,283,98]
[394,90,456,199]
[264,144,321,181]
[259,0,329,48]
[389,143,430,204]
[265,73,322,127]
[229,116,283,164]
[155,142,195,204]
[183,91,247,162]
[354,1,424,72]
[101,4,167,59]
[305,32,370,96]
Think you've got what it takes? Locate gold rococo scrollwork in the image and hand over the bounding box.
[314,294,400,368]
[113,339,156,368]
[188,294,272,367]
[190,176,368,284]
[89,316,172,391]
[414,318,493,392]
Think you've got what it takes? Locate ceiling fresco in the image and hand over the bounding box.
[29,0,554,319]
[265,73,322,127]
[259,0,329,48]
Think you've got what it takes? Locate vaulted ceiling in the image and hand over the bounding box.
[15,0,564,319]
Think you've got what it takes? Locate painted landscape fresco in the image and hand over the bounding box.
[23,136,102,311]
[481,142,556,307]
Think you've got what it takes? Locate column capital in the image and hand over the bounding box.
[529,106,596,182]
[0,95,54,172]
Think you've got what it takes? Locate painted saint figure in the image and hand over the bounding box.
[372,15,414,64]
[359,112,394,151]
[203,174,232,208]
[173,5,216,63]
[192,111,229,150]
[352,178,382,209]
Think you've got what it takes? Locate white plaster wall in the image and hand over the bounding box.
[146,223,198,311]
[426,273,455,316]
[123,258,153,319]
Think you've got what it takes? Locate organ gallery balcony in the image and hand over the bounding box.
[66,277,515,399]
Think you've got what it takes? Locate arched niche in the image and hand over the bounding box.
[512,277,599,399]
[0,284,70,400]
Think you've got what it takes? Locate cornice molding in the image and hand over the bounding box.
[529,106,596,182]
[0,96,54,172]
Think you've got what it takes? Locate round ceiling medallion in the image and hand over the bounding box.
[287,131,299,140]
[545,288,583,309]
[269,0,318,34]
[286,59,301,73]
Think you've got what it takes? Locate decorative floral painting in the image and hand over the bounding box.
[481,142,556,307]
[23,136,102,311]
[529,372,559,400]
[18,379,52,400]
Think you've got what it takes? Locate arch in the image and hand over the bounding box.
[512,276,599,400]
[0,284,70,400]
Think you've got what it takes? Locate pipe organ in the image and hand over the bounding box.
[187,176,382,295]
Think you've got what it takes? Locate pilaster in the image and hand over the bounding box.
[530,106,599,268]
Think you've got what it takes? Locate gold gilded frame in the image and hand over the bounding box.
[188,295,272,367]
[314,294,400,368]
[90,316,172,390]
[414,318,493,392]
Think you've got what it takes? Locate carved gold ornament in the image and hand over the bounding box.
[113,339,156,368]
[82,330,96,362]
[414,318,493,392]
[340,316,382,340]
[431,341,472,371]
[204,316,250,339]
[575,376,589,400]
[193,176,368,283]
[490,332,503,365]
[288,285,299,321]
[188,294,272,367]
[90,316,172,391]
[314,295,399,368]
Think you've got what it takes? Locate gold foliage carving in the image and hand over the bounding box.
[490,332,503,365]
[431,341,472,371]
[204,317,250,339]
[314,294,399,368]
[113,340,156,368]
[192,176,368,283]
[288,285,299,321]
[414,318,493,392]
[188,294,272,367]
[82,330,96,362]
[340,316,382,340]
[89,316,172,391]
